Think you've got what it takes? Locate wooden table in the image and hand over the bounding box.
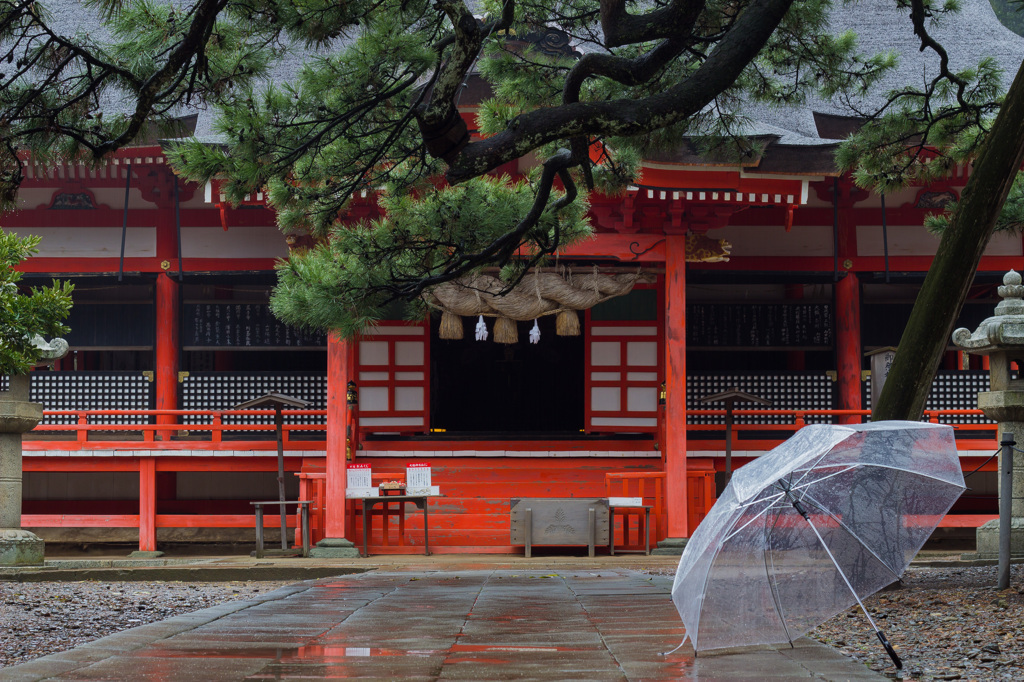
[609,504,651,555]
[357,495,431,557]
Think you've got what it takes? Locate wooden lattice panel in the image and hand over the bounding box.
[864,370,995,424]
[1,372,154,425]
[180,372,326,425]
[687,373,834,424]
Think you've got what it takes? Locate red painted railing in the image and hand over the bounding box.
[20,407,1000,451]
[297,472,327,546]
[25,409,328,450]
[686,409,998,453]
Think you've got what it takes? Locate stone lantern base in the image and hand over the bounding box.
[975,518,1024,559]
[0,529,44,566]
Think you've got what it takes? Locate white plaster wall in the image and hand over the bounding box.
[857,225,1022,257]
[181,225,289,259]
[715,224,835,257]
[2,226,156,257]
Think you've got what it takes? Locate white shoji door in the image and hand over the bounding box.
[355,321,430,434]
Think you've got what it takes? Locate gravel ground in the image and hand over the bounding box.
[0,579,293,668]
[811,563,1024,681]
[648,562,1024,681]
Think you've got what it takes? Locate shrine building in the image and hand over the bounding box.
[1,0,1020,554]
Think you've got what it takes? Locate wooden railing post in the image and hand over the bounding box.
[138,457,157,553]
[76,413,88,443]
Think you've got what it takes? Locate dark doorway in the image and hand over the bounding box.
[430,314,584,433]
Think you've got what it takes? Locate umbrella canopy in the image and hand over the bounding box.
[672,420,965,662]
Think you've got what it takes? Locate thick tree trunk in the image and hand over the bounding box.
[871,59,1024,422]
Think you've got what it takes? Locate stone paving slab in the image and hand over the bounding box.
[1,568,886,681]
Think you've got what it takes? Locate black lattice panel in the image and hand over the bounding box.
[1,372,153,426]
[687,373,834,425]
[864,370,995,424]
[180,373,327,426]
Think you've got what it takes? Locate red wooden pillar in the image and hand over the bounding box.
[310,333,360,557]
[657,233,689,553]
[836,272,862,423]
[155,272,179,439]
[138,457,157,553]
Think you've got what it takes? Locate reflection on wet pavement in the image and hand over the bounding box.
[10,568,882,681]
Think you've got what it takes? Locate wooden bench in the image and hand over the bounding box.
[510,498,609,557]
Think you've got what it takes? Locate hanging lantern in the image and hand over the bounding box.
[346,381,358,407]
[659,381,666,406]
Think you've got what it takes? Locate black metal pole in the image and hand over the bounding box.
[881,193,890,283]
[999,432,1014,590]
[832,178,839,282]
[118,162,131,282]
[724,399,735,484]
[173,178,184,282]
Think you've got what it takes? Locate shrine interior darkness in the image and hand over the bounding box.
[429,313,585,435]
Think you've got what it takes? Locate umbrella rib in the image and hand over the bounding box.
[787,449,841,490]
[721,496,786,543]
[786,465,860,494]
[762,506,797,646]
[797,490,904,583]
[736,491,786,510]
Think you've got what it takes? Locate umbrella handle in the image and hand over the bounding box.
[876,630,902,670]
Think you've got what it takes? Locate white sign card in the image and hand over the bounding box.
[407,462,431,489]
[609,497,644,507]
[347,463,372,488]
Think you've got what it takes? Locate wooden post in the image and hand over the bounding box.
[138,457,157,553]
[155,272,179,440]
[310,333,360,557]
[836,272,862,423]
[275,407,287,549]
[658,232,689,552]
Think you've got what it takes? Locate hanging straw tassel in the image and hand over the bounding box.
[556,309,580,336]
[529,319,541,344]
[439,311,464,340]
[475,315,489,341]
[494,316,518,344]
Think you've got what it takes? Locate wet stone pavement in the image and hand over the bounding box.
[2,569,884,681]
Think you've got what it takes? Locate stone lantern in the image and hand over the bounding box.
[0,335,68,565]
[952,270,1024,557]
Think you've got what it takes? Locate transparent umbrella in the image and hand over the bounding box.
[671,421,965,669]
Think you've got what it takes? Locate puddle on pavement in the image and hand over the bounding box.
[138,646,440,660]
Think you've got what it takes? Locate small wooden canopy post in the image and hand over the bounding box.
[700,388,771,486]
[233,393,310,550]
